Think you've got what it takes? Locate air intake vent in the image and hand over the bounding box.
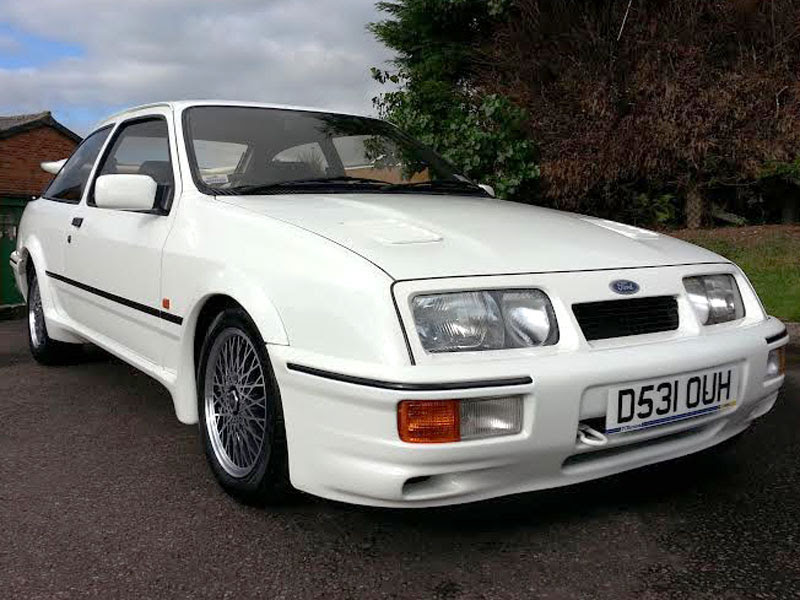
[573,296,679,341]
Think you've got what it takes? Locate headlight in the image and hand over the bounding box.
[683,274,745,325]
[411,289,558,353]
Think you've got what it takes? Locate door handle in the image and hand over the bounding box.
[71,217,83,228]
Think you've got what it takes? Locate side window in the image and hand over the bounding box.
[193,139,248,186]
[43,126,111,203]
[91,118,174,210]
[332,134,426,184]
[332,135,371,169]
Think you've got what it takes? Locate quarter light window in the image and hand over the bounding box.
[44,127,111,203]
[91,118,174,210]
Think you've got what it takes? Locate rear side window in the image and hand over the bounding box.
[332,135,371,169]
[91,117,174,210]
[43,126,111,203]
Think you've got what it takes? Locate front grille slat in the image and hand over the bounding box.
[572,296,679,341]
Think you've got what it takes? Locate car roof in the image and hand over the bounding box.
[96,100,370,129]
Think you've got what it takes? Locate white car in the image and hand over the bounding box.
[10,100,789,508]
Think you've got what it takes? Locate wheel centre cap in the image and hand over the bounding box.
[228,387,240,415]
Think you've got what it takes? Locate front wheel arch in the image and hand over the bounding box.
[192,294,242,380]
[170,289,288,424]
[195,305,292,504]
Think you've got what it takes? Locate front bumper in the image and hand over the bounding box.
[270,317,787,508]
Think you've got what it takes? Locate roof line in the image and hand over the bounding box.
[0,112,81,143]
[98,102,174,124]
[92,99,371,129]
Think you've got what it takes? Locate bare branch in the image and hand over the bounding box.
[617,0,634,42]
[776,85,789,119]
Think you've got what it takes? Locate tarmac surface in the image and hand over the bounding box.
[1,318,798,599]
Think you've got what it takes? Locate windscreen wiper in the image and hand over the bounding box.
[219,176,389,195]
[380,179,486,194]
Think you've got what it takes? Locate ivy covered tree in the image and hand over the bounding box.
[368,0,539,199]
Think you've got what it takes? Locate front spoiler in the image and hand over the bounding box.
[269,318,787,507]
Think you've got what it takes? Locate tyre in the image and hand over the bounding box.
[197,307,291,505]
[27,268,75,365]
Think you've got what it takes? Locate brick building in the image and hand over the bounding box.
[0,112,81,306]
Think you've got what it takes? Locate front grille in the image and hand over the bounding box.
[572,296,679,341]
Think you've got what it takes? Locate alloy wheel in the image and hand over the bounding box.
[28,278,45,349]
[203,328,269,478]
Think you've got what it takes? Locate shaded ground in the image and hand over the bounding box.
[1,319,798,599]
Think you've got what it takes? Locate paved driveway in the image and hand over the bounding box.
[1,319,798,599]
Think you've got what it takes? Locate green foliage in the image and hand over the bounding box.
[627,193,678,227]
[760,158,800,185]
[575,185,682,228]
[678,229,800,322]
[369,0,539,200]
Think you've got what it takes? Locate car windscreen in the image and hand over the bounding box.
[183,106,486,196]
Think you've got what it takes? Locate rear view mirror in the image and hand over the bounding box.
[94,174,158,212]
[41,159,67,175]
[478,183,496,197]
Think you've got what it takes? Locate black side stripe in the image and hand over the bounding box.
[766,329,788,345]
[286,363,533,391]
[46,271,183,325]
[9,256,18,265]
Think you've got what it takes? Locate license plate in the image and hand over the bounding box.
[606,366,739,435]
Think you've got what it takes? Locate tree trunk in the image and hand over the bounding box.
[781,191,799,223]
[685,186,704,229]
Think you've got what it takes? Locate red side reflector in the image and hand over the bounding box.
[162,298,170,310]
[398,400,460,443]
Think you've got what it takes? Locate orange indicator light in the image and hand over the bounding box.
[398,400,460,443]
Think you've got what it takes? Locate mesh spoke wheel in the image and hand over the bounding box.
[203,328,269,478]
[28,277,46,349]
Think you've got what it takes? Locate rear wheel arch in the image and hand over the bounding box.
[16,244,84,345]
[20,245,51,315]
[22,248,32,280]
[22,248,33,292]
[17,245,38,300]
[18,235,56,303]
[25,264,78,364]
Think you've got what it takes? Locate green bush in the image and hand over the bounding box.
[369,0,539,200]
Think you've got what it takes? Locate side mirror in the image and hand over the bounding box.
[94,174,158,212]
[478,183,495,197]
[41,159,67,175]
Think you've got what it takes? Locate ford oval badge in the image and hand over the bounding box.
[610,279,640,295]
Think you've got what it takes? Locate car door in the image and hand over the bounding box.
[62,110,181,364]
[34,126,113,310]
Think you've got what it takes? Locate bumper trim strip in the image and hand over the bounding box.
[765,329,788,345]
[286,363,532,391]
